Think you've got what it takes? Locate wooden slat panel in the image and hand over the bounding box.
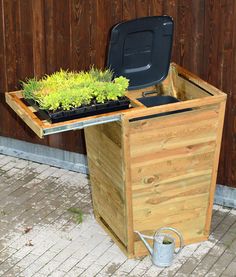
[136,0,150,17]
[32,0,46,78]
[17,0,34,81]
[129,103,221,256]
[3,0,18,91]
[90,0,123,67]
[0,1,7,93]
[69,0,91,71]
[149,0,163,16]
[122,0,136,20]
[218,0,235,187]
[85,122,127,244]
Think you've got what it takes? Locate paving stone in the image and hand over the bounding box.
[1,161,17,171]
[0,156,15,167]
[113,259,141,275]
[3,265,23,277]
[208,242,227,257]
[66,266,85,276]
[0,255,21,275]
[31,272,47,277]
[37,166,59,180]
[206,251,235,277]
[15,159,30,169]
[222,260,236,276]
[49,270,66,277]
[144,265,164,277]
[0,248,18,264]
[16,253,39,269]
[174,257,199,275]
[13,246,34,259]
[76,254,97,269]
[80,263,104,277]
[37,260,61,275]
[221,230,236,248]
[191,254,219,276]
[20,261,43,277]
[32,164,50,174]
[94,249,119,267]
[58,256,79,272]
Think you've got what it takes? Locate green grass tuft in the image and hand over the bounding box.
[68,207,83,224]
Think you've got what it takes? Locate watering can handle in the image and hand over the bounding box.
[154,227,184,255]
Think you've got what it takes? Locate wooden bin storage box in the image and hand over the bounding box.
[5,63,226,258]
[85,64,226,257]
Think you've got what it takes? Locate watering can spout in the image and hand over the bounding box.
[135,231,154,255]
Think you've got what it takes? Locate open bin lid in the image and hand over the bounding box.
[107,16,174,90]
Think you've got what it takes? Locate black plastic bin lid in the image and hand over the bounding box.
[107,16,174,90]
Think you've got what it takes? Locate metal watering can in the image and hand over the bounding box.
[135,227,184,267]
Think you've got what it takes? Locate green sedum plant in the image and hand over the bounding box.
[22,68,129,111]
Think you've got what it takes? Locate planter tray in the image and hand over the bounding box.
[5,91,136,138]
[25,98,130,123]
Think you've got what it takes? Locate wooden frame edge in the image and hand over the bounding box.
[204,100,227,234]
[171,63,226,96]
[122,115,135,256]
[5,92,44,138]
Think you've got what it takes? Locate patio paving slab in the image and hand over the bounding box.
[0,154,235,277]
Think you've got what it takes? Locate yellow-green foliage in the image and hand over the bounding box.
[22,69,129,111]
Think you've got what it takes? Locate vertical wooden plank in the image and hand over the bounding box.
[91,0,107,68]
[69,0,91,71]
[203,0,221,88]
[17,0,48,142]
[90,0,123,68]
[0,0,9,144]
[135,0,150,17]
[163,0,178,63]
[44,0,55,74]
[202,1,228,187]
[175,0,205,75]
[230,0,236,187]
[43,0,74,150]
[3,0,18,91]
[149,0,163,16]
[175,0,191,67]
[122,116,134,256]
[205,101,226,233]
[216,0,235,187]
[123,0,136,20]
[32,0,46,78]
[1,0,24,138]
[17,0,34,81]
[54,0,71,70]
[191,0,205,77]
[0,0,7,93]
[207,0,234,187]
[44,0,72,71]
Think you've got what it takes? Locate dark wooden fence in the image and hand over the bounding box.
[0,0,235,187]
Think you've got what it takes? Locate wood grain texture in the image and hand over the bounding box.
[85,122,127,245]
[129,103,224,256]
[0,1,234,186]
[83,65,226,257]
[32,0,46,78]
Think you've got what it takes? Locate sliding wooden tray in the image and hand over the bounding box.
[5,91,142,138]
[5,63,227,257]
